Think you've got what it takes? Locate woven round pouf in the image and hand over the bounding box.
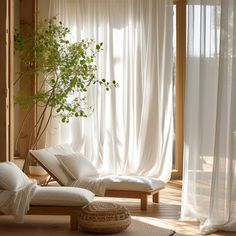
[78,201,131,234]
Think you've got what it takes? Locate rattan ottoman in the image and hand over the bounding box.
[78,201,131,234]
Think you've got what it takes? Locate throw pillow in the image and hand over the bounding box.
[0,162,31,191]
[56,153,99,180]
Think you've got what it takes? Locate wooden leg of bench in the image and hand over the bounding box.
[141,194,148,210]
[70,214,78,231]
[152,192,159,203]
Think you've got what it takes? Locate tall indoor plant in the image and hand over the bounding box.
[14,18,118,172]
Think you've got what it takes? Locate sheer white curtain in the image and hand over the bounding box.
[182,0,236,234]
[45,0,174,181]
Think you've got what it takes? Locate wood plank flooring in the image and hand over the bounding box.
[100,184,235,236]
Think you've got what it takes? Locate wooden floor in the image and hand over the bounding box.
[102,183,235,236]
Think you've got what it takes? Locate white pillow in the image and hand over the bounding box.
[0,162,31,191]
[30,144,75,185]
[30,186,95,206]
[30,148,73,186]
[56,153,99,180]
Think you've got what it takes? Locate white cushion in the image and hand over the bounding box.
[104,176,165,192]
[30,186,95,206]
[56,153,99,180]
[30,144,74,186]
[0,162,31,191]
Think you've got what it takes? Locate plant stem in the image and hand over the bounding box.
[23,73,59,173]
[15,101,37,152]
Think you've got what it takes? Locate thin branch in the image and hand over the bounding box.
[28,105,47,150]
[15,101,38,152]
[29,72,60,149]
[32,106,53,149]
[14,72,26,86]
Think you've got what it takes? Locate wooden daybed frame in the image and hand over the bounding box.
[1,205,81,230]
[32,155,164,211]
[27,205,81,230]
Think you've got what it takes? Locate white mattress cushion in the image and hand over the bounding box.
[30,144,74,185]
[105,176,165,192]
[56,153,99,180]
[0,162,31,191]
[30,186,95,206]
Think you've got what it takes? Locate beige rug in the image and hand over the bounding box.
[0,215,181,236]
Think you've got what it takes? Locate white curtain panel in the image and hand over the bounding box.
[45,0,174,180]
[181,0,236,234]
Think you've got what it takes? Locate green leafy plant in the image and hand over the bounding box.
[14,18,118,159]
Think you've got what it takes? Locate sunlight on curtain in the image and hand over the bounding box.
[182,0,236,234]
[45,0,174,181]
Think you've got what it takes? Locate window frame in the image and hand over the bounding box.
[172,0,187,179]
[0,0,14,162]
